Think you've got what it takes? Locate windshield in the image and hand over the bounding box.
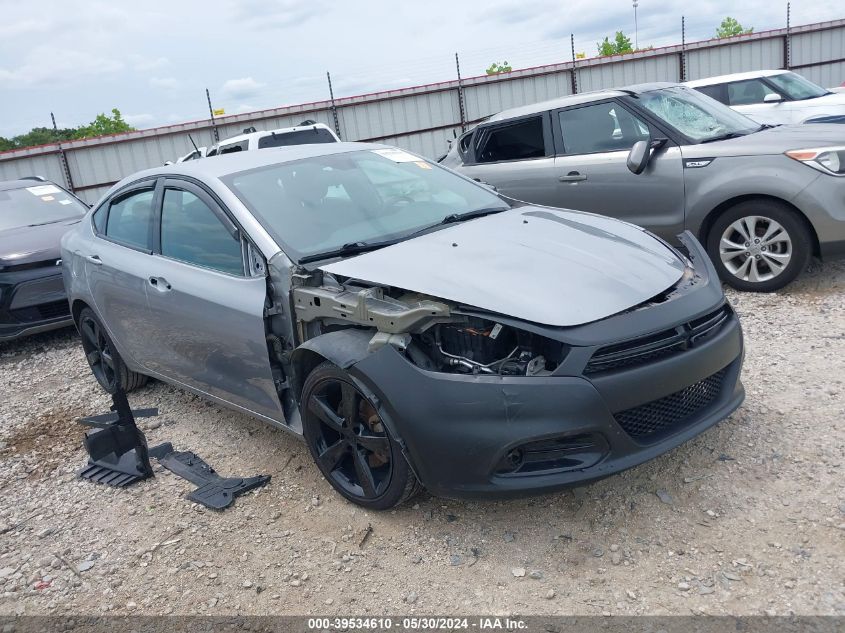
[0,184,87,232]
[638,86,760,143]
[224,148,509,262]
[768,72,828,100]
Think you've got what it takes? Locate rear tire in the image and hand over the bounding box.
[706,200,811,292]
[78,307,148,394]
[301,361,420,510]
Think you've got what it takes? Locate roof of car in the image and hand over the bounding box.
[485,82,679,123]
[112,142,395,186]
[218,122,335,147]
[685,69,789,88]
[0,178,57,192]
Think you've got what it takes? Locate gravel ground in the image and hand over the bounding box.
[1,262,843,617]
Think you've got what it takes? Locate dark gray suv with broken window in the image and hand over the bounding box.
[61,143,744,508]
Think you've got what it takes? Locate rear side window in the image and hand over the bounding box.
[558,102,650,155]
[105,189,155,250]
[727,79,778,106]
[219,140,249,154]
[475,117,546,163]
[160,189,243,275]
[695,84,729,105]
[257,128,337,148]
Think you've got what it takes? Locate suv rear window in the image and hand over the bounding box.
[257,128,337,149]
[474,117,546,163]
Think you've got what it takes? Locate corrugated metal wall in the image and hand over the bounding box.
[1,19,843,204]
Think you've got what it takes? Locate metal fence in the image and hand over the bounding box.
[1,17,844,204]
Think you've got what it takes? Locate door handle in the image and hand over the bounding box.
[148,277,172,291]
[560,171,587,182]
[84,255,102,265]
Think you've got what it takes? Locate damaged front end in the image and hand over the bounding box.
[289,271,568,379]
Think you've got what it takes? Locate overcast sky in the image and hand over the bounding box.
[0,0,842,137]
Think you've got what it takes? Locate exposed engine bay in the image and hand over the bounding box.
[288,270,566,377]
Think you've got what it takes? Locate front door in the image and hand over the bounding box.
[142,179,284,423]
[549,99,687,240]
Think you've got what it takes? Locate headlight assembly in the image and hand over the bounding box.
[785,146,845,176]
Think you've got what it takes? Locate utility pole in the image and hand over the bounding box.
[455,52,467,132]
[50,112,75,192]
[570,34,578,94]
[326,71,342,139]
[633,1,640,50]
[206,88,219,144]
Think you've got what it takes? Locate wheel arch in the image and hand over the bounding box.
[71,299,92,329]
[698,194,821,258]
[290,328,375,404]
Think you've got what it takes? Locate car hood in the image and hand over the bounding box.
[683,123,845,159]
[0,219,80,268]
[321,206,686,327]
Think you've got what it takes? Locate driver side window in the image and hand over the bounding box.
[558,102,650,155]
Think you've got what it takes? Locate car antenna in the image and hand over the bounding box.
[187,133,200,153]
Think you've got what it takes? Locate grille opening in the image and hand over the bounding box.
[585,306,732,375]
[10,300,70,323]
[495,433,608,476]
[614,367,728,441]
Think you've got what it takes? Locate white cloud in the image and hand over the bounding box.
[230,0,327,29]
[220,77,267,99]
[130,55,169,71]
[236,104,256,113]
[0,48,123,84]
[124,113,155,126]
[149,76,179,89]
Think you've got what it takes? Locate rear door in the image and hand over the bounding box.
[86,180,159,367]
[142,178,284,423]
[456,114,561,207]
[549,99,686,239]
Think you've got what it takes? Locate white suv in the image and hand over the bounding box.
[686,70,845,125]
[211,122,340,155]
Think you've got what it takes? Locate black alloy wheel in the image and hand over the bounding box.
[77,307,147,394]
[80,312,118,393]
[302,361,419,509]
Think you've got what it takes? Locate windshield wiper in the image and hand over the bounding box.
[297,207,509,264]
[298,239,398,264]
[700,131,748,144]
[438,206,508,225]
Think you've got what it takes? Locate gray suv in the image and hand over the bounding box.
[441,83,845,291]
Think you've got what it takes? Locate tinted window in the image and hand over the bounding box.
[727,79,778,105]
[475,117,546,163]
[559,102,650,155]
[219,141,248,154]
[160,189,243,275]
[695,84,729,104]
[0,184,87,232]
[105,189,155,250]
[257,128,337,148]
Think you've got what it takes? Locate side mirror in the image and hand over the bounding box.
[473,178,498,192]
[763,93,784,103]
[627,140,651,175]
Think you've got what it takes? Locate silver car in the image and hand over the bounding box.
[441,83,845,292]
[62,143,744,508]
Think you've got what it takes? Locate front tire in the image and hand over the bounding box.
[78,307,147,394]
[706,200,811,292]
[301,361,420,510]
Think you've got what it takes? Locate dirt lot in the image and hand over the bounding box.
[1,262,843,617]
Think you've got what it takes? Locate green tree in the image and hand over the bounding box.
[75,108,134,138]
[486,61,513,75]
[597,31,634,56]
[0,109,136,151]
[715,17,753,38]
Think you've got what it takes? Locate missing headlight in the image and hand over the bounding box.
[409,318,566,376]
